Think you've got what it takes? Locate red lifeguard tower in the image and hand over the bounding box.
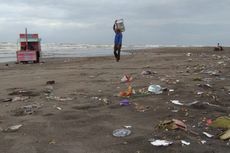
[16,28,41,63]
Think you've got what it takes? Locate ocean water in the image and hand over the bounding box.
[0,42,212,63]
[0,42,114,63]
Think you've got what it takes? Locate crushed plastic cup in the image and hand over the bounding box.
[148,85,162,94]
[112,128,131,137]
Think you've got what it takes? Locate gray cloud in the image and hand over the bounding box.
[0,0,229,45]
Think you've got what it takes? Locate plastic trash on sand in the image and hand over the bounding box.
[171,100,183,106]
[119,86,132,97]
[203,132,214,138]
[158,119,187,131]
[123,125,132,129]
[134,103,151,112]
[120,99,130,106]
[148,85,162,94]
[12,96,29,102]
[141,70,152,75]
[121,75,133,83]
[47,96,73,101]
[210,116,230,129]
[149,139,173,146]
[220,129,230,140]
[113,128,131,137]
[209,116,230,140]
[170,100,199,106]
[3,124,22,132]
[181,140,190,146]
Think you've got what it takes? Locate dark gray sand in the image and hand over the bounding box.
[0,47,229,153]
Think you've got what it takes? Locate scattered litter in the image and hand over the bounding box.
[203,102,221,108]
[23,104,39,114]
[217,61,224,65]
[158,119,187,131]
[102,98,109,104]
[46,80,55,85]
[119,86,132,97]
[210,116,230,129]
[44,85,54,94]
[121,75,133,83]
[3,124,22,132]
[206,119,213,126]
[8,88,39,97]
[49,139,56,144]
[56,107,62,110]
[123,125,132,129]
[131,88,150,97]
[203,77,212,82]
[197,92,204,95]
[47,96,73,101]
[141,70,151,75]
[220,129,230,140]
[169,89,174,92]
[209,116,230,140]
[198,84,212,89]
[112,128,131,137]
[186,101,199,106]
[148,85,162,94]
[181,140,190,146]
[12,96,29,102]
[141,70,156,75]
[158,119,199,135]
[120,99,130,106]
[201,140,207,144]
[134,103,151,112]
[171,100,199,106]
[203,70,221,76]
[186,53,191,57]
[160,78,179,85]
[171,110,179,113]
[203,132,214,138]
[91,97,99,100]
[14,104,40,116]
[149,139,173,147]
[171,100,183,106]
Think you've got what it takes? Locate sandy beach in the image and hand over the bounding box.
[0,47,230,153]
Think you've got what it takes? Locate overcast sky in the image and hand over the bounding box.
[0,0,229,45]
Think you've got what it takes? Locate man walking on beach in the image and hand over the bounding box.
[113,20,123,62]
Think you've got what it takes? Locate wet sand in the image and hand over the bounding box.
[0,47,230,153]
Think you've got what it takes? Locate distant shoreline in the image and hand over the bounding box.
[1,46,229,64]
